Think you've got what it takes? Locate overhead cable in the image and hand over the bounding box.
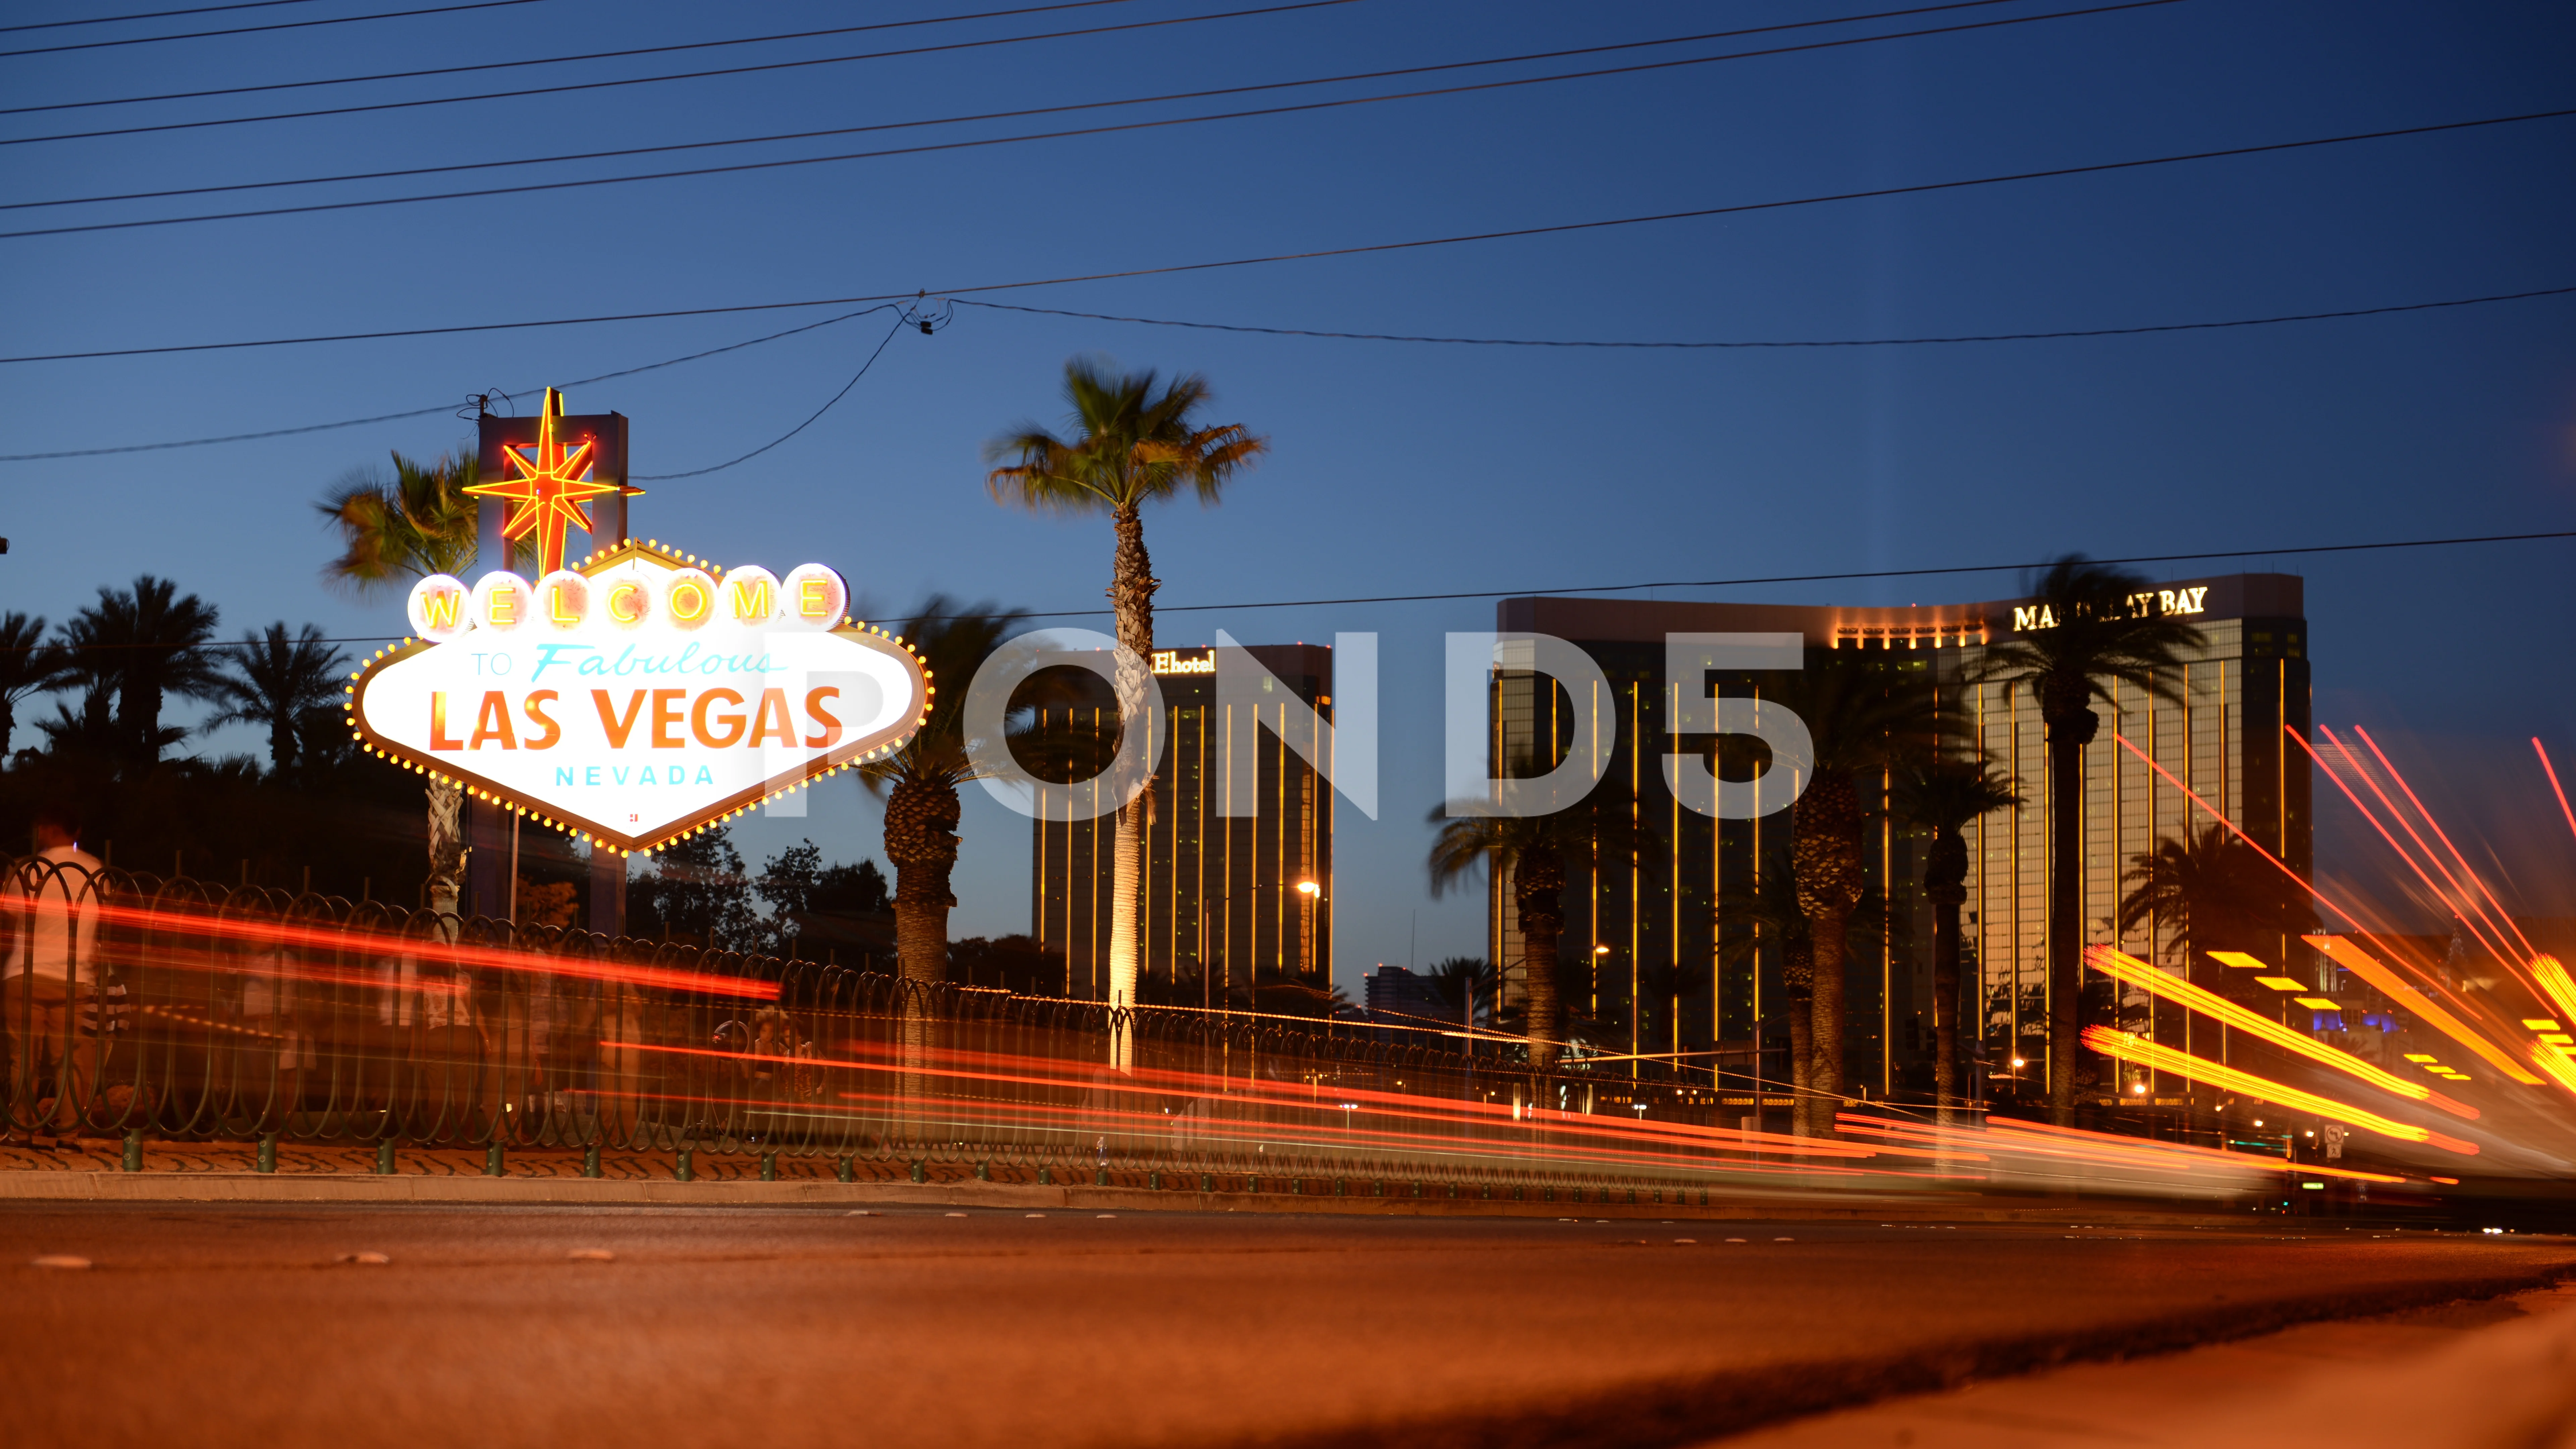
[630,313,911,480]
[15,529,2575,652]
[6,102,2572,362]
[0,0,2188,236]
[4,0,2039,209]
[950,283,2576,348]
[0,0,324,34]
[1,0,1133,113]
[1014,529,2576,620]
[3,280,2566,463]
[0,0,552,57]
[0,305,895,461]
[0,0,1356,144]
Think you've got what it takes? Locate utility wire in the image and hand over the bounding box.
[0,0,2186,236]
[1004,529,2576,621]
[4,276,2567,465]
[951,283,2576,348]
[7,102,2572,364]
[3,0,2032,209]
[2,0,1132,113]
[0,0,1356,145]
[16,528,2576,653]
[0,305,896,462]
[1,0,324,34]
[631,314,909,480]
[0,0,553,57]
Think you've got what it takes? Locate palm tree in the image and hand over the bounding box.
[0,612,68,760]
[1718,864,1897,1130]
[63,576,224,765]
[1757,649,1944,1135]
[1425,806,1577,1068]
[316,450,498,589]
[207,623,348,779]
[853,596,1027,986]
[2118,820,2313,996]
[1894,755,2023,1123]
[1976,556,2204,1124]
[316,448,520,917]
[985,359,1266,1032]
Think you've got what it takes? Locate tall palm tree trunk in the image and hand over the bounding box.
[1925,825,1970,1126]
[1513,845,1566,1071]
[426,779,464,938]
[2043,688,2098,1127]
[1105,502,1157,1072]
[1929,881,1967,1127]
[1793,772,1864,1138]
[885,776,960,986]
[1781,936,1814,1137]
[1806,909,1848,1136]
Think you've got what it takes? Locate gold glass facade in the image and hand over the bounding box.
[1030,644,1335,1000]
[1485,576,2309,1099]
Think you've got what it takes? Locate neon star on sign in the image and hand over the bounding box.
[350,541,927,854]
[463,398,623,576]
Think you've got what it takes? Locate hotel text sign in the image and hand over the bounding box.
[2012,586,2209,633]
[350,543,927,853]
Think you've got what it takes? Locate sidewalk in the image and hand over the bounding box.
[1711,1279,2576,1447]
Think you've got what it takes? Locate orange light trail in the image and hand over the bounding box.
[2533,738,2576,847]
[2306,726,2520,968]
[2351,726,2540,963]
[17,895,777,1000]
[2081,1027,2477,1155]
[2304,935,2544,1087]
[2085,946,2477,1119]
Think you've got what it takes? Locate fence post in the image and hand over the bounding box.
[760,1152,776,1182]
[677,1146,695,1182]
[122,1131,142,1173]
[485,1142,505,1177]
[837,1157,854,1183]
[583,1142,601,1179]
[911,1160,926,1184]
[976,1160,990,1182]
[1149,1170,1161,1191]
[255,1135,276,1174]
[376,1140,396,1176]
[1038,1165,1051,1186]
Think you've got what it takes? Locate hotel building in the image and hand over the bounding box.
[1482,575,2310,1099]
[1029,643,1336,1000]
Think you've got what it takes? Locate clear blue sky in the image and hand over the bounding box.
[4,0,2573,975]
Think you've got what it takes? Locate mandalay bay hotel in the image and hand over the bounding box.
[1481,574,2311,1110]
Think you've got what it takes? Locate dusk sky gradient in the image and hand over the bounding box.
[4,0,2573,977]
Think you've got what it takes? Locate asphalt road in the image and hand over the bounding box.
[3,1204,2571,1449]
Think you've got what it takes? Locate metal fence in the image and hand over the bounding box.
[1,854,1814,1201]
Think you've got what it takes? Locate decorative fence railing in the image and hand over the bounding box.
[3,856,1842,1202]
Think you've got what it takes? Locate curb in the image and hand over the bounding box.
[0,1168,2254,1225]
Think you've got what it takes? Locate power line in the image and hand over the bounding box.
[1011,529,2576,620]
[7,102,2572,365]
[16,528,2576,653]
[4,0,2031,210]
[0,0,1357,145]
[0,305,895,462]
[631,314,910,480]
[0,0,2187,236]
[1,0,324,35]
[2,0,1133,114]
[951,283,2576,348]
[11,277,2570,463]
[0,0,553,57]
